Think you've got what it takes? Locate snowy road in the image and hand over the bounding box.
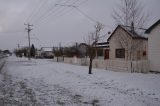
[0,56,160,106]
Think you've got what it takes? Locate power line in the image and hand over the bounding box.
[33,0,74,25]
[35,7,73,28]
[33,0,113,31]
[26,0,44,22]
[0,30,25,33]
[34,0,82,25]
[55,4,98,23]
[75,7,97,23]
[28,0,49,23]
[53,1,114,29]
[35,0,87,26]
[32,0,70,24]
[76,0,89,7]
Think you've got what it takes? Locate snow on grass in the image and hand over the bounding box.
[0,56,160,106]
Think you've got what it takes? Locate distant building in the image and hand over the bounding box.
[145,19,160,72]
[40,47,54,59]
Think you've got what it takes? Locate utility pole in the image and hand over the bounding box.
[24,23,33,60]
[17,44,20,49]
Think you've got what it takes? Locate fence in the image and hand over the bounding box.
[63,57,149,73]
[0,53,7,71]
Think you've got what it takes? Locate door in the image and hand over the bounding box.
[104,49,109,59]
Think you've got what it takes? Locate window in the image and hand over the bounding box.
[97,49,103,56]
[115,48,125,58]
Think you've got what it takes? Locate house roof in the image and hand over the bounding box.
[96,42,109,45]
[107,25,148,41]
[95,42,109,48]
[79,42,109,49]
[145,19,160,34]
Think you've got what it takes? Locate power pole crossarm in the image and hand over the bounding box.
[24,23,33,60]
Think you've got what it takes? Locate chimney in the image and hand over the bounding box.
[76,42,78,47]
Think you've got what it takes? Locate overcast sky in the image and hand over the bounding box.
[0,0,160,50]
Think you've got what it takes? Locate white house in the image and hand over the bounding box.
[103,25,148,72]
[145,19,160,72]
[63,25,149,73]
[107,25,148,61]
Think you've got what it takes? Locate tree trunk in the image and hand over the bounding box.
[89,57,93,74]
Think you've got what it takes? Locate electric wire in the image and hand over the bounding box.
[32,0,71,24]
[35,0,87,27]
[33,0,80,25]
[26,0,45,23]
[28,0,50,23]
[39,0,98,26]
[0,30,25,33]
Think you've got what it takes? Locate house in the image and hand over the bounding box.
[98,24,149,72]
[63,25,149,72]
[145,19,160,72]
[40,47,54,59]
[78,42,110,59]
[95,42,109,59]
[107,25,148,61]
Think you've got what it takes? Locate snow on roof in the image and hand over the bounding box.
[120,25,148,39]
[108,25,148,41]
[145,19,160,34]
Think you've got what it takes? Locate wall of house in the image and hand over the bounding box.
[131,39,148,60]
[148,24,160,72]
[108,27,148,61]
[109,27,132,60]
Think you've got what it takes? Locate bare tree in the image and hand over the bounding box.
[112,0,148,30]
[84,22,104,74]
[112,0,148,72]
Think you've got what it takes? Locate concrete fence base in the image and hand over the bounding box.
[62,57,149,73]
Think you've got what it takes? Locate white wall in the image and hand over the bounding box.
[109,27,129,60]
[63,57,149,73]
[109,27,148,61]
[0,54,6,71]
[148,24,160,72]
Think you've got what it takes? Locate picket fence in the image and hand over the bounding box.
[61,57,149,73]
[0,54,7,71]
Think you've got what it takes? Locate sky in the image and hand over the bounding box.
[0,0,160,50]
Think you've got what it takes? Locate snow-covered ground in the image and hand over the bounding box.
[0,56,160,106]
